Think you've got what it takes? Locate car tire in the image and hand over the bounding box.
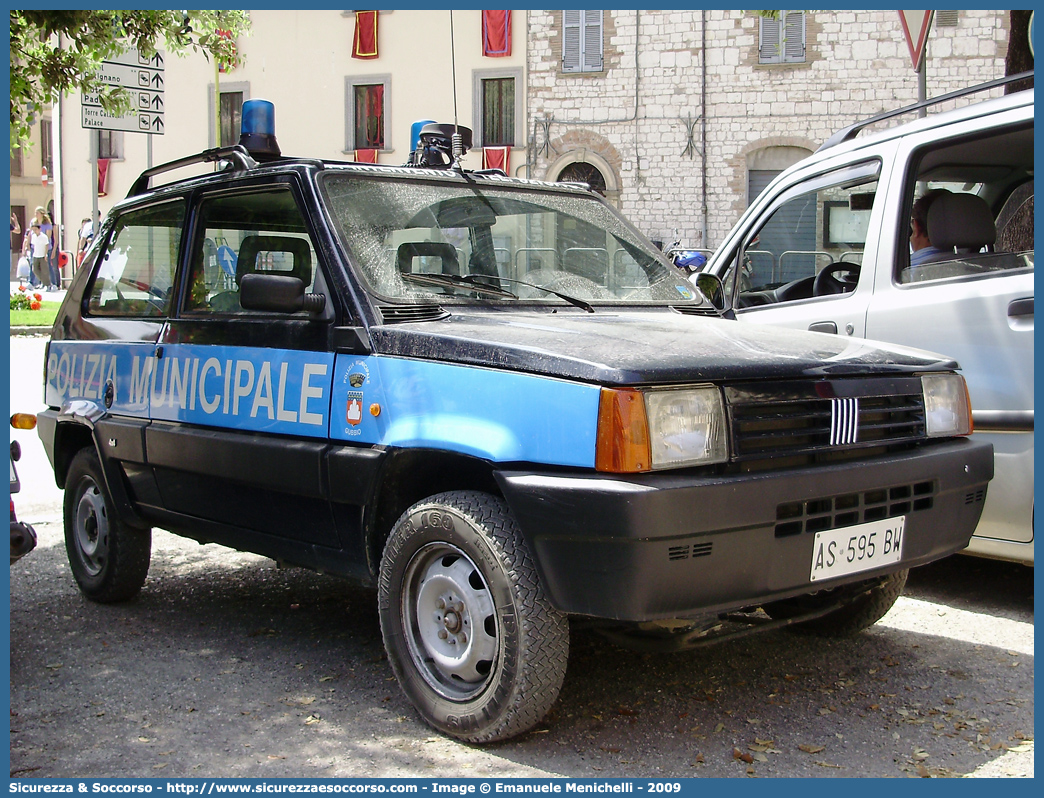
[762,570,908,637]
[378,490,569,743]
[64,447,151,603]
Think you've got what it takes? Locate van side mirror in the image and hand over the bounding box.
[240,273,326,314]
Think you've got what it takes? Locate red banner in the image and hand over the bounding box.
[97,158,110,196]
[482,10,512,57]
[354,149,379,164]
[353,10,379,59]
[482,146,510,172]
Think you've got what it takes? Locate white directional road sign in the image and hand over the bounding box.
[81,48,165,135]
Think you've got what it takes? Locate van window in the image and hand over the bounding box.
[86,200,185,317]
[898,123,1034,285]
[723,163,880,308]
[183,187,320,315]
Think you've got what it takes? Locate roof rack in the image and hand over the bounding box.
[127,145,259,197]
[817,70,1034,153]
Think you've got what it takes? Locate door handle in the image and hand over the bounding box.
[1008,297,1033,317]
[808,321,837,334]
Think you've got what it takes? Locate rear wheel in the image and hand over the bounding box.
[64,448,151,603]
[378,491,569,742]
[763,570,908,637]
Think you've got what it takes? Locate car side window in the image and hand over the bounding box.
[723,165,880,309]
[86,200,185,317]
[898,123,1034,285]
[184,187,321,315]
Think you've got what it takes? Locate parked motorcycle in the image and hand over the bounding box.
[11,414,37,564]
[663,241,709,274]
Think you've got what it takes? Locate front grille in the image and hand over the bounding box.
[726,377,926,463]
[775,481,937,537]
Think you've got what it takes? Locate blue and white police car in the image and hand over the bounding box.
[38,101,993,743]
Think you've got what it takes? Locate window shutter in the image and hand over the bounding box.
[782,12,806,63]
[563,10,582,72]
[759,17,781,63]
[582,10,603,71]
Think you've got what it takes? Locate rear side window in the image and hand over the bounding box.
[86,201,185,317]
[899,122,1034,285]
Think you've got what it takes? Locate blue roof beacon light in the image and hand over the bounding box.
[238,98,281,160]
[410,119,437,156]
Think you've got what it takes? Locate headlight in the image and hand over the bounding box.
[645,387,728,468]
[596,386,728,472]
[921,373,973,437]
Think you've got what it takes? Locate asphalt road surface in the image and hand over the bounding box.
[8,333,1034,779]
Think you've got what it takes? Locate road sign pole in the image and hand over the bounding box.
[90,130,98,237]
[917,42,927,117]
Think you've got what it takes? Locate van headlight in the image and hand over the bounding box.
[921,373,973,437]
[596,386,728,472]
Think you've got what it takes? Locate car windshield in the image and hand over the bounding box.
[321,173,705,308]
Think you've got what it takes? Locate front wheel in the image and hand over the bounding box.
[378,491,569,743]
[763,570,908,637]
[64,447,152,603]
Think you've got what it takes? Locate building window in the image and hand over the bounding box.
[482,78,514,146]
[473,68,523,148]
[346,75,390,151]
[562,10,603,73]
[40,119,53,178]
[557,162,606,196]
[759,11,806,64]
[97,130,124,160]
[208,81,249,148]
[219,91,243,147]
[354,84,384,148]
[11,146,23,177]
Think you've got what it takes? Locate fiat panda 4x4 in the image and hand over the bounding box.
[38,104,992,743]
[702,75,1033,565]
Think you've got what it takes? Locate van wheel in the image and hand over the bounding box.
[64,448,151,603]
[763,570,908,637]
[378,491,569,743]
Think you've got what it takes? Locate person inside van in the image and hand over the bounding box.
[909,189,952,267]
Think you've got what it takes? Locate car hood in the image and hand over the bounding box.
[369,309,957,385]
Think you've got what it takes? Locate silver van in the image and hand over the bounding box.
[702,75,1033,564]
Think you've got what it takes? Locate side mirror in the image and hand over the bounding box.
[240,273,326,314]
[695,272,726,311]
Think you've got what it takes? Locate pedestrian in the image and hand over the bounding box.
[11,211,22,281]
[20,228,38,287]
[27,222,51,289]
[31,207,57,290]
[76,216,92,268]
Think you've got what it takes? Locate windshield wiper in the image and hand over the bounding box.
[467,275,595,313]
[402,271,596,313]
[400,271,518,299]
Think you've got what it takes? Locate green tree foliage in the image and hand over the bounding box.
[10,10,250,153]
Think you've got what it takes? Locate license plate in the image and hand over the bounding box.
[809,516,905,582]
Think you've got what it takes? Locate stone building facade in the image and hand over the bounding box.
[525,10,1011,250]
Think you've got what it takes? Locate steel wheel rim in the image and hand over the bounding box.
[74,480,109,577]
[401,542,499,701]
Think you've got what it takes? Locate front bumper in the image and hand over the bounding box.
[496,438,993,621]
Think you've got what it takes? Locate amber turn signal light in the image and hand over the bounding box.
[595,388,651,473]
[10,413,37,430]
